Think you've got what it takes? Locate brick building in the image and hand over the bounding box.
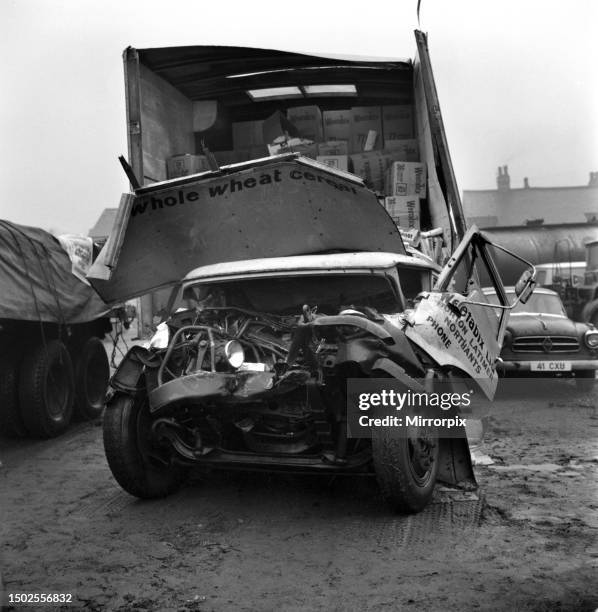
[463,167,598,227]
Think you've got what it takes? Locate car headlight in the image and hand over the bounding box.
[224,340,245,369]
[584,330,598,349]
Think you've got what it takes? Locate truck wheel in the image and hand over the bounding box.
[0,352,27,437]
[19,340,74,438]
[372,422,439,514]
[74,337,110,420]
[103,393,188,498]
[575,370,596,392]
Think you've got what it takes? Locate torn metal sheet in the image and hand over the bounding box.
[88,155,405,304]
[405,292,501,399]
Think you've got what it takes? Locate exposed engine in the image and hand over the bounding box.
[161,306,306,375]
[151,306,339,457]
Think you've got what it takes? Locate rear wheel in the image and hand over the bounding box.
[103,393,188,498]
[575,370,596,392]
[372,417,439,514]
[19,340,74,438]
[74,337,110,420]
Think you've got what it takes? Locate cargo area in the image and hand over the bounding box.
[124,37,462,247]
[116,34,465,333]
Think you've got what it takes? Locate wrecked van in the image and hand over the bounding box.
[90,156,533,513]
[89,34,534,512]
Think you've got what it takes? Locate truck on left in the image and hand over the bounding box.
[0,220,113,438]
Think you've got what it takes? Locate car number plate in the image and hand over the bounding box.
[530,361,572,372]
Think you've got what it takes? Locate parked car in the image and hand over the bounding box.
[483,286,598,390]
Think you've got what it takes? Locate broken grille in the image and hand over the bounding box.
[512,336,580,353]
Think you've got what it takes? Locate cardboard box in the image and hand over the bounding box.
[323,110,352,142]
[232,120,264,149]
[386,161,427,197]
[287,106,323,142]
[382,105,414,142]
[384,139,419,162]
[263,110,297,144]
[291,142,318,159]
[350,151,393,192]
[317,140,349,156]
[385,195,420,229]
[350,106,382,153]
[268,139,318,159]
[316,155,349,172]
[166,154,210,179]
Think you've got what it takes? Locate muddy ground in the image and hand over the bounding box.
[1,373,597,611]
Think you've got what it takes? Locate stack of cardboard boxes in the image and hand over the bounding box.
[166,154,211,179]
[166,103,426,232]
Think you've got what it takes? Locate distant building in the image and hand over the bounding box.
[88,208,118,241]
[463,166,598,227]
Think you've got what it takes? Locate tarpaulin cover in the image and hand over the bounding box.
[0,220,109,323]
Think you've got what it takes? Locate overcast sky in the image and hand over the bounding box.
[1,0,596,235]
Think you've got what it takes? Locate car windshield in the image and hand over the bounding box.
[484,290,567,316]
[181,273,402,316]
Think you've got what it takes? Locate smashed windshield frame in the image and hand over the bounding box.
[169,272,403,318]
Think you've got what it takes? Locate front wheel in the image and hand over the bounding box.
[372,422,439,514]
[103,393,188,498]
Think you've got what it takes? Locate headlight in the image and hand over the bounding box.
[224,340,245,369]
[146,322,170,350]
[584,330,598,349]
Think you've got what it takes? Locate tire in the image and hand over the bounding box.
[103,393,188,499]
[575,370,596,392]
[0,351,27,437]
[74,337,110,420]
[19,340,74,438]
[372,417,439,514]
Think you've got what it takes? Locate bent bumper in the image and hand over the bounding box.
[148,370,276,413]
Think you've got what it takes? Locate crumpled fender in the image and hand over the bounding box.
[312,314,425,375]
[365,357,475,487]
[311,314,395,343]
[437,438,476,488]
[110,345,160,395]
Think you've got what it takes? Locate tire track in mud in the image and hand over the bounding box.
[341,489,484,549]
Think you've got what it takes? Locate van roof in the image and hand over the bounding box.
[183,251,433,283]
[129,45,413,109]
